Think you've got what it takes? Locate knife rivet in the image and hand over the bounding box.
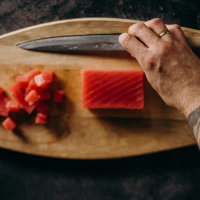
[69,46,78,49]
[93,45,98,48]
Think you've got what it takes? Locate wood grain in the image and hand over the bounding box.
[0,18,197,159]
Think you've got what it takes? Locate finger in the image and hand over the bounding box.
[119,33,148,58]
[166,24,188,45]
[145,18,173,41]
[128,23,160,47]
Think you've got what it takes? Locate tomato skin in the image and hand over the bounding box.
[54,90,64,102]
[6,100,20,111]
[2,117,16,131]
[35,112,47,124]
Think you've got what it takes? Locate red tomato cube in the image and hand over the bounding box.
[9,82,21,94]
[0,96,10,117]
[40,91,51,101]
[54,90,64,102]
[35,112,47,124]
[34,74,48,88]
[42,71,54,83]
[6,100,20,111]
[16,75,29,88]
[25,69,40,81]
[0,109,9,117]
[2,117,16,131]
[37,85,48,93]
[13,89,36,114]
[36,102,49,113]
[25,90,41,106]
[0,87,4,96]
[25,78,38,96]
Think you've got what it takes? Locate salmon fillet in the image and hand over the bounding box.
[81,70,144,109]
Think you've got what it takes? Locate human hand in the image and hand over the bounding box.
[119,18,200,117]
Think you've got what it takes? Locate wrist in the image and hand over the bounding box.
[187,106,200,142]
[180,96,200,118]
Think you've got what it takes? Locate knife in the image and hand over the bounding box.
[17,34,200,52]
[17,34,125,52]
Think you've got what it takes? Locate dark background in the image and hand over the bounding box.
[1,0,200,199]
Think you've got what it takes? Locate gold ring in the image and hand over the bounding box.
[159,30,170,37]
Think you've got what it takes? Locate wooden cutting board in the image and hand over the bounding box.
[0,18,198,159]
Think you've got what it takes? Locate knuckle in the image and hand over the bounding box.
[172,24,181,30]
[135,23,145,33]
[128,23,145,34]
[159,43,170,56]
[150,18,163,26]
[142,55,155,71]
[157,65,164,73]
[173,40,181,50]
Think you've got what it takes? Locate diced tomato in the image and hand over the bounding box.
[36,102,49,113]
[25,90,41,106]
[6,100,20,111]
[25,78,38,96]
[54,90,64,102]
[13,89,36,114]
[0,69,62,127]
[25,69,40,81]
[9,82,21,94]
[2,117,16,131]
[40,91,51,101]
[34,74,48,88]
[16,75,29,88]
[37,85,48,93]
[35,112,47,124]
[0,87,4,96]
[0,109,8,117]
[42,71,54,83]
[0,96,10,117]
[47,82,54,90]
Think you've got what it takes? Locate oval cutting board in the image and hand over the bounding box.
[0,18,197,159]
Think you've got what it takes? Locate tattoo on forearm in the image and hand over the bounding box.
[187,106,200,142]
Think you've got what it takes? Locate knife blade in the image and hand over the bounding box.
[17,34,125,51]
[17,34,200,52]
